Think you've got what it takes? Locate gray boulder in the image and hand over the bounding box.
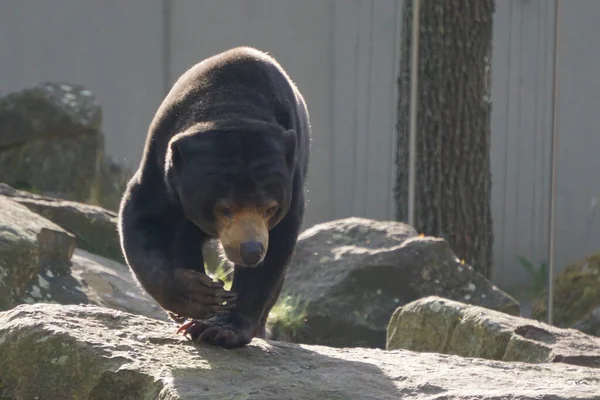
[0,82,103,203]
[0,303,598,400]
[0,194,166,321]
[387,296,600,368]
[67,248,167,321]
[0,196,75,309]
[0,184,123,263]
[280,217,519,348]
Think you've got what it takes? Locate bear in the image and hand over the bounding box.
[117,46,310,349]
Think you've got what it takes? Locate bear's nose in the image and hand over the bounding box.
[239,241,264,266]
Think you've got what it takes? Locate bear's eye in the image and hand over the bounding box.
[215,206,233,218]
[264,205,278,218]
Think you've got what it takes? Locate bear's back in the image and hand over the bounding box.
[141,46,309,183]
[156,47,296,132]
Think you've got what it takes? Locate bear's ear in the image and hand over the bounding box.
[166,132,199,171]
[282,129,297,170]
[166,139,183,174]
[164,139,183,203]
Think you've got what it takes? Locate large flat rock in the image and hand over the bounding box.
[387,296,600,369]
[0,303,598,399]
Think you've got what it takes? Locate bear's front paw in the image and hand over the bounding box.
[177,314,255,348]
[167,269,237,321]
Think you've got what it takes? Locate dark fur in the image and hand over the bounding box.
[118,47,310,348]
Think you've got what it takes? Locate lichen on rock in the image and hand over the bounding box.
[532,252,600,336]
[0,196,75,310]
[0,184,123,263]
[0,82,103,204]
[387,296,600,368]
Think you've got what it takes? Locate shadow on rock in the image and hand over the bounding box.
[170,340,400,400]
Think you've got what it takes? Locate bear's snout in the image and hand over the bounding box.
[239,241,265,266]
[216,209,269,267]
[222,242,266,267]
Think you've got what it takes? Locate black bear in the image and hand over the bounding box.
[118,46,310,348]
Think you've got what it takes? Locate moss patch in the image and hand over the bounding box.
[532,252,600,328]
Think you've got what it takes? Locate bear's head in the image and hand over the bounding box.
[165,119,296,267]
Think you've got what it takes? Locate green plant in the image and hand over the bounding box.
[207,260,233,290]
[206,260,308,341]
[266,294,309,342]
[516,255,549,299]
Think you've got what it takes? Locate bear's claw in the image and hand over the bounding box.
[177,315,254,348]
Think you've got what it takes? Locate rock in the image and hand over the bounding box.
[387,296,600,369]
[0,83,101,147]
[280,217,519,348]
[0,304,598,400]
[67,249,167,321]
[0,196,75,310]
[1,244,167,322]
[0,82,103,203]
[532,252,600,337]
[0,184,123,263]
[573,306,600,338]
[0,191,165,321]
[97,155,132,211]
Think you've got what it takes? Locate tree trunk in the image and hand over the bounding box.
[394,0,495,278]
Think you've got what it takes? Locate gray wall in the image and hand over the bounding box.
[2,0,600,288]
[0,0,166,170]
[0,0,401,230]
[490,0,600,286]
[167,0,401,226]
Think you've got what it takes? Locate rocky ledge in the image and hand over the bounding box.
[0,304,598,400]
